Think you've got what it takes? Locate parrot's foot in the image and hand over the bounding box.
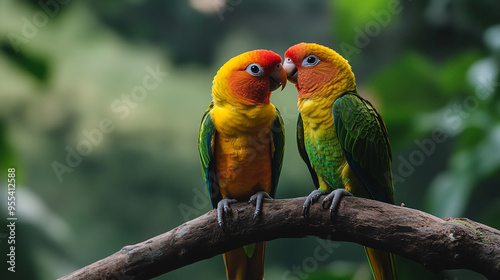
[303,189,327,218]
[321,189,353,220]
[248,191,272,221]
[217,197,238,230]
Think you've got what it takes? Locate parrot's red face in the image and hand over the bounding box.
[283,43,353,98]
[217,50,287,105]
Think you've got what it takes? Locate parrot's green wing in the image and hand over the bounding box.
[198,102,221,208]
[333,93,394,204]
[297,112,320,189]
[269,108,285,198]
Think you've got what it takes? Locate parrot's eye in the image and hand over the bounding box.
[302,55,320,67]
[246,63,264,76]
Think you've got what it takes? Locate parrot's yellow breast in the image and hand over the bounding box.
[211,103,276,200]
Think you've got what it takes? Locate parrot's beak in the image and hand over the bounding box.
[283,57,298,84]
[269,63,287,91]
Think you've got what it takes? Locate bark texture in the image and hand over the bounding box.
[58,196,500,279]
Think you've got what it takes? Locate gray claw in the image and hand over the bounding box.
[321,189,352,220]
[248,191,272,221]
[217,197,238,230]
[303,189,327,218]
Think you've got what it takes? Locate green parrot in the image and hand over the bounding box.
[283,42,398,280]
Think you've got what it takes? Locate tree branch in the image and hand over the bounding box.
[58,197,500,279]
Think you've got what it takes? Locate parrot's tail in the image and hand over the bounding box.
[364,246,398,280]
[223,242,266,280]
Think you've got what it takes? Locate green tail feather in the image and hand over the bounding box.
[243,243,256,258]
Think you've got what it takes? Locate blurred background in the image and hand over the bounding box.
[0,0,499,279]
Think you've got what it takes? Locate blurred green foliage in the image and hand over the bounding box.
[0,0,499,279]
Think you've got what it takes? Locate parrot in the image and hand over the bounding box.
[283,42,398,280]
[198,49,287,280]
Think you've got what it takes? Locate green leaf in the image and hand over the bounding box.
[332,0,394,45]
[0,121,16,178]
[425,170,473,217]
[0,41,50,84]
[370,51,448,112]
[439,50,484,97]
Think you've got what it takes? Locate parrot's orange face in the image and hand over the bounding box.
[283,43,355,98]
[214,50,287,105]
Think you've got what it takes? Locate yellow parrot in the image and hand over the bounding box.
[199,49,287,280]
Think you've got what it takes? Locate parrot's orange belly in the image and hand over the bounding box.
[215,133,272,201]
